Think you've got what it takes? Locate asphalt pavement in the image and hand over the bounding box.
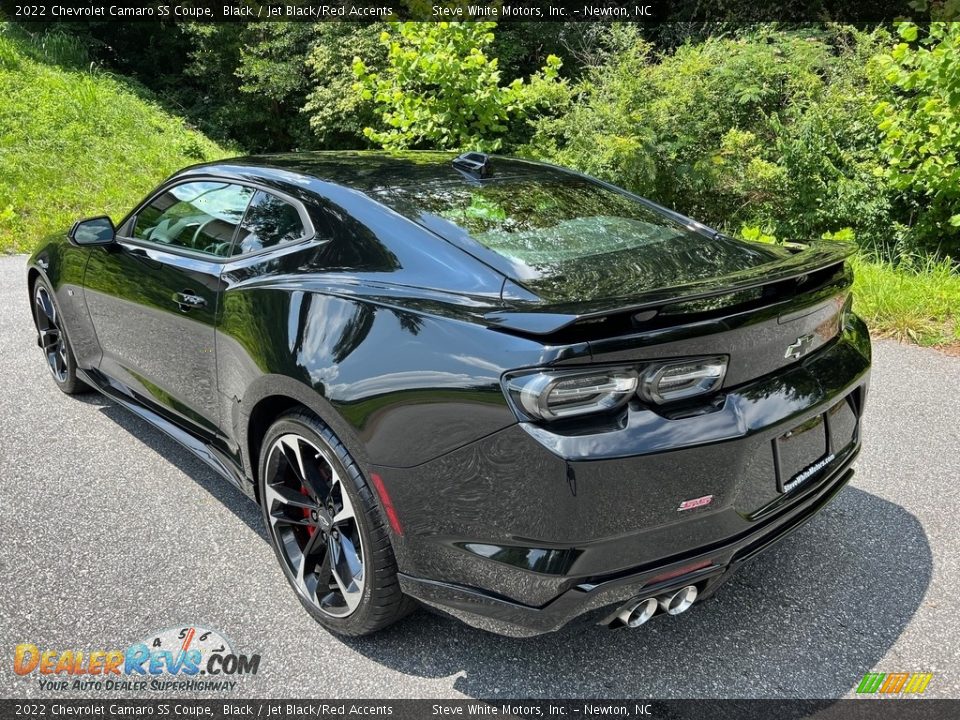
[1,254,958,699]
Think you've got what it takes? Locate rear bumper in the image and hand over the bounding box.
[398,449,857,636]
[375,317,871,636]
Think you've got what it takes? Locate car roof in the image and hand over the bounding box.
[175,150,575,196]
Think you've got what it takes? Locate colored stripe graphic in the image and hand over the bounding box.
[856,672,932,695]
[880,673,908,693]
[903,673,933,694]
[856,673,885,693]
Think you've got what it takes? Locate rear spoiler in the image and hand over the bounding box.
[484,241,856,336]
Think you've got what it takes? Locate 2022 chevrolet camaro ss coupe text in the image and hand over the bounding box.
[27,152,870,637]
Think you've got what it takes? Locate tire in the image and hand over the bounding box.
[258,410,414,636]
[31,277,89,395]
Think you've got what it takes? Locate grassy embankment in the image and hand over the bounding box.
[851,255,959,347]
[0,25,956,347]
[0,25,230,254]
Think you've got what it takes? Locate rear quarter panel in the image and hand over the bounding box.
[217,285,529,468]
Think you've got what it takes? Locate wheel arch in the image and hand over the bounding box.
[26,266,41,297]
[239,375,369,504]
[26,266,54,322]
[26,238,66,305]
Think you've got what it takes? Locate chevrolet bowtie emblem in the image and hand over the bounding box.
[785,334,815,360]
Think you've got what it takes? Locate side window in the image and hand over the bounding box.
[133,181,253,257]
[232,190,307,256]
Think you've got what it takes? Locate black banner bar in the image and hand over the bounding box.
[0,0,947,23]
[0,700,958,720]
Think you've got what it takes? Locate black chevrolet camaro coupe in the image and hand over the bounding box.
[27,152,870,636]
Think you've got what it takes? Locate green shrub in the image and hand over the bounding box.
[873,22,960,257]
[352,21,562,151]
[234,22,322,150]
[524,26,895,252]
[304,23,387,149]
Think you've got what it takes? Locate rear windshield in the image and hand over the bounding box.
[372,173,788,303]
[373,178,692,266]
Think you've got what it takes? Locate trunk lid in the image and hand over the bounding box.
[487,242,855,334]
[489,241,856,387]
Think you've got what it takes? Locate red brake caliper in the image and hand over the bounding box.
[301,485,315,537]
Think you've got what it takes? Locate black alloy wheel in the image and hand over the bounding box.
[33,280,86,395]
[259,411,414,635]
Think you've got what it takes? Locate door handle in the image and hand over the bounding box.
[173,290,207,312]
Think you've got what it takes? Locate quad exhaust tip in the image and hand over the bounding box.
[614,584,700,629]
[659,585,698,615]
[617,597,658,628]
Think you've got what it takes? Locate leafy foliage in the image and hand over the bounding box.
[874,22,960,255]
[3,19,958,346]
[525,26,895,254]
[304,23,386,149]
[352,22,562,151]
[234,22,318,149]
[178,22,317,152]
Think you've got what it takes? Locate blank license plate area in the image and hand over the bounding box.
[775,414,827,492]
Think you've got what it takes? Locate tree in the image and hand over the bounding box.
[235,22,317,149]
[303,23,387,149]
[524,26,894,253]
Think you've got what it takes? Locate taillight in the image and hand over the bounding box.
[841,292,854,328]
[503,356,728,422]
[638,356,727,405]
[505,369,638,421]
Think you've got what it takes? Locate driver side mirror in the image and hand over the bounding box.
[69,216,115,246]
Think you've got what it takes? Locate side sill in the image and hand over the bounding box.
[77,368,254,500]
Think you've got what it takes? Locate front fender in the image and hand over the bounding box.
[26,233,99,368]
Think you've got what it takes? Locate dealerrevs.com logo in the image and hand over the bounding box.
[13,626,261,692]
